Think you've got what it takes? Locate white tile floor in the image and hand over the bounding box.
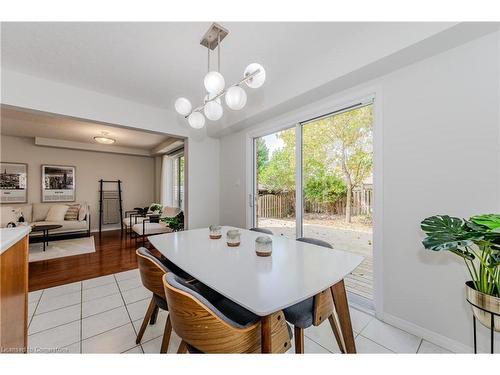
[28,269,453,354]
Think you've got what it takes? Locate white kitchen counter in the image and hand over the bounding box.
[0,226,31,254]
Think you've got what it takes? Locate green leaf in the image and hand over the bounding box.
[488,251,500,267]
[420,215,479,251]
[161,211,184,232]
[470,214,500,231]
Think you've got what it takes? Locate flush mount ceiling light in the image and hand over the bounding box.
[93,132,116,144]
[175,23,266,129]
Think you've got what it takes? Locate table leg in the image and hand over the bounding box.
[331,279,356,353]
[43,230,47,252]
[261,315,272,353]
[473,316,477,354]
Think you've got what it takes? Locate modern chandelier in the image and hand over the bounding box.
[174,23,266,129]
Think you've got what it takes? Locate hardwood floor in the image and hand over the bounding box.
[29,230,144,291]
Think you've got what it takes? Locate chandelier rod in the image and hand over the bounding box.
[207,46,210,73]
[217,30,221,72]
[185,68,261,118]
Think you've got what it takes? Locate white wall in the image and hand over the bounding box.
[379,31,499,351]
[0,70,220,229]
[1,135,155,231]
[218,32,500,351]
[220,131,247,228]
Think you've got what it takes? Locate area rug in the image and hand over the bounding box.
[29,236,96,262]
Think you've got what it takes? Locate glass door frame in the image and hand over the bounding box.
[248,92,378,313]
[251,123,303,239]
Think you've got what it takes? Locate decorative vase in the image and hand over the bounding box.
[465,281,500,332]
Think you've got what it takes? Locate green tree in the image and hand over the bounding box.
[325,106,372,222]
[259,128,295,191]
[256,138,269,174]
[258,105,372,223]
[304,173,347,203]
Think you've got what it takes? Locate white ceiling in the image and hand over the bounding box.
[1,22,461,133]
[0,106,173,151]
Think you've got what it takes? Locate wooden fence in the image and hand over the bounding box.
[257,192,296,218]
[257,187,372,218]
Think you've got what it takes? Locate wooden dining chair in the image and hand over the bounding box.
[283,237,354,354]
[249,227,274,235]
[135,247,193,353]
[163,272,292,353]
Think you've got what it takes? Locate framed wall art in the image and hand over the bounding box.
[0,162,28,203]
[41,165,76,202]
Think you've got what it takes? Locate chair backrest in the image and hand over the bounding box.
[136,247,169,298]
[249,227,274,235]
[296,238,335,326]
[163,273,290,353]
[162,206,181,218]
[297,237,332,249]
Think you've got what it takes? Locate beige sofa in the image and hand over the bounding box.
[0,202,91,237]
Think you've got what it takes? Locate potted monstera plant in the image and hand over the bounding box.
[421,214,500,331]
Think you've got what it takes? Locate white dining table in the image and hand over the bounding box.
[148,226,363,353]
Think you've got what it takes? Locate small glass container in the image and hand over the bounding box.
[226,229,241,247]
[209,225,222,239]
[255,236,272,257]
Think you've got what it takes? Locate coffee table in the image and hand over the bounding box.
[31,224,63,251]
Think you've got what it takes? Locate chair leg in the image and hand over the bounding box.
[160,315,172,353]
[177,340,188,354]
[150,305,159,325]
[328,314,345,353]
[135,297,156,344]
[294,326,304,354]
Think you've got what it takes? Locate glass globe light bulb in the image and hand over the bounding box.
[225,86,247,110]
[187,112,205,129]
[204,71,225,95]
[174,97,192,116]
[204,100,224,121]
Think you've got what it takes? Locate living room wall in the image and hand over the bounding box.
[0,135,155,231]
[1,70,220,230]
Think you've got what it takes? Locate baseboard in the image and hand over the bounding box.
[381,312,472,353]
[347,292,375,315]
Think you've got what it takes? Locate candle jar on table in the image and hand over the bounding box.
[255,236,272,257]
[226,229,241,247]
[209,225,222,239]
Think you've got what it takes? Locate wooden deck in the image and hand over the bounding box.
[259,218,373,300]
[345,257,373,299]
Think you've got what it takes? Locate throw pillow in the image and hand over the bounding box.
[45,205,69,222]
[78,204,88,221]
[65,204,80,221]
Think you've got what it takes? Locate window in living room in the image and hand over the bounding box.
[172,153,184,210]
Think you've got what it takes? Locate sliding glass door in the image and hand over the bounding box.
[253,127,296,238]
[252,101,374,301]
[301,104,373,300]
